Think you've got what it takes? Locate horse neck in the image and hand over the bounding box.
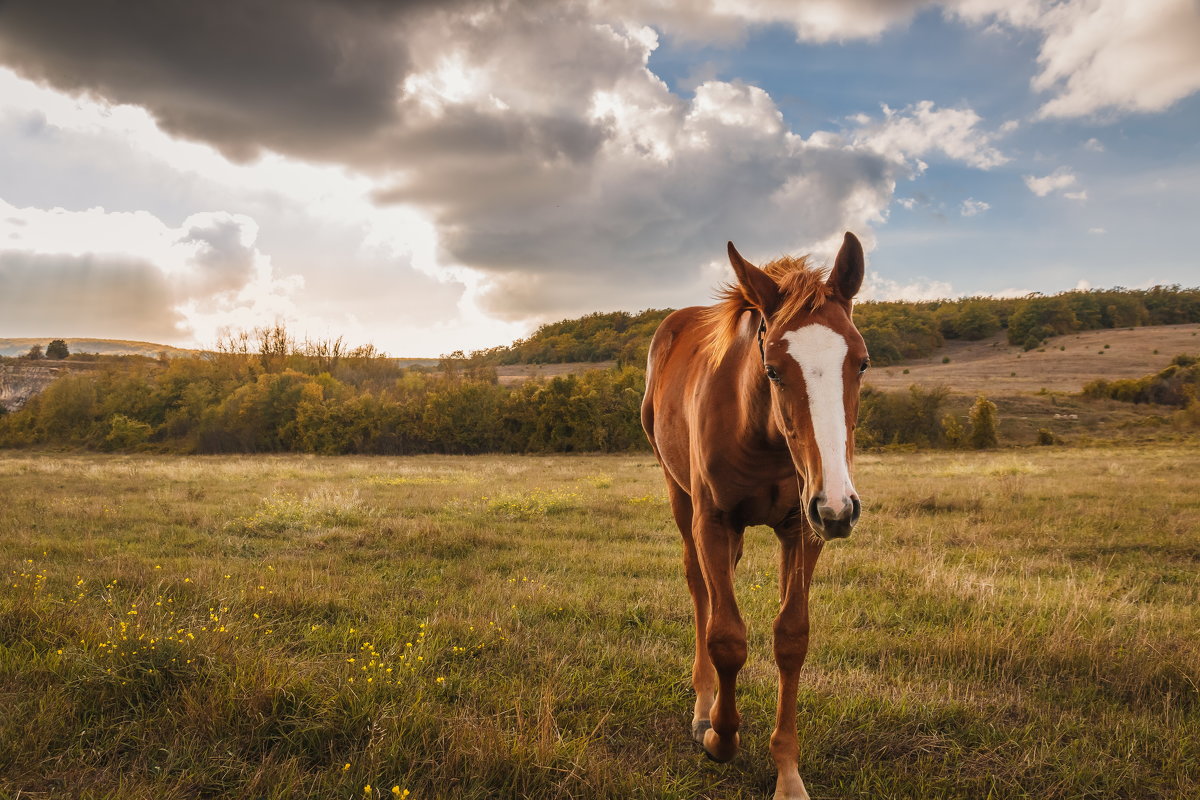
[729,336,786,451]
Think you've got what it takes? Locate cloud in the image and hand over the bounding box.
[850,101,1010,171]
[960,198,990,216]
[630,0,1200,119]
[0,0,442,164]
[1063,190,1087,201]
[1031,0,1200,119]
[859,274,956,301]
[1023,168,1077,197]
[0,1,1017,323]
[608,0,936,44]
[0,200,301,341]
[10,0,1170,336]
[1083,137,1105,152]
[0,251,186,340]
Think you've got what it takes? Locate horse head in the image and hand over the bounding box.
[727,232,869,540]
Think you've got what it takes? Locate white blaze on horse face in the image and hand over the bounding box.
[780,324,856,515]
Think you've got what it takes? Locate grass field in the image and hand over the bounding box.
[1,447,1197,799]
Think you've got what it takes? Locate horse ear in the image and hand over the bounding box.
[727,241,780,316]
[828,231,864,301]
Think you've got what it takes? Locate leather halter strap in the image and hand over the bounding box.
[757,316,767,367]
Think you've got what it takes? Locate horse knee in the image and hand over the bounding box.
[706,628,747,672]
[772,619,810,668]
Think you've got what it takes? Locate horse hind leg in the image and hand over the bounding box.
[665,480,716,744]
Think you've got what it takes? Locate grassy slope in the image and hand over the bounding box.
[866,323,1200,395]
[864,323,1200,446]
[1,449,1197,799]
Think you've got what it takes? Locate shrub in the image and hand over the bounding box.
[1082,355,1199,406]
[103,414,152,450]
[859,385,950,448]
[968,396,999,449]
[941,414,965,448]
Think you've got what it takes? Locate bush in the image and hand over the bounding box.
[1081,355,1199,406]
[103,414,153,450]
[968,396,999,449]
[859,385,950,448]
[941,413,965,448]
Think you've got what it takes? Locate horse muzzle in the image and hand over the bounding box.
[806,493,861,541]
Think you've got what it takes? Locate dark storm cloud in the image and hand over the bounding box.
[0,0,910,321]
[0,0,443,162]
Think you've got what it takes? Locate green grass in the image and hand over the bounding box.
[0,447,1197,799]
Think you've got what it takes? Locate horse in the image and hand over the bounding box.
[640,232,868,800]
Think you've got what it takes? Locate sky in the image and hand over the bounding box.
[0,0,1197,357]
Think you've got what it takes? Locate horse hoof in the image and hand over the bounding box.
[702,727,739,763]
[691,718,711,744]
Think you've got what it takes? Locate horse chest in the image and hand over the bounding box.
[711,477,802,529]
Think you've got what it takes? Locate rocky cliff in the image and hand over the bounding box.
[0,363,69,411]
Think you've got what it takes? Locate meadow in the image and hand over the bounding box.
[1,447,1197,799]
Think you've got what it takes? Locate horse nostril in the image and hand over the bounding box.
[850,496,861,525]
[807,495,824,529]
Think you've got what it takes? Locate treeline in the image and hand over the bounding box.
[856,285,1200,364]
[465,309,671,366]
[0,351,1002,453]
[0,331,647,454]
[460,287,1200,371]
[0,322,1008,454]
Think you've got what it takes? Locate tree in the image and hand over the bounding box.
[953,301,1001,340]
[941,413,965,447]
[45,339,70,360]
[24,344,43,360]
[968,395,999,449]
[1007,296,1080,349]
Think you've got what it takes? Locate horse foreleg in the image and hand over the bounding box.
[694,501,746,762]
[666,481,715,741]
[770,528,822,799]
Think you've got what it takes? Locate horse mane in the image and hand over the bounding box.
[699,255,832,365]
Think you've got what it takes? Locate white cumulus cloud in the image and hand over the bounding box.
[1024,168,1078,197]
[851,100,1010,172]
[1032,0,1200,119]
[961,198,991,216]
[859,274,956,301]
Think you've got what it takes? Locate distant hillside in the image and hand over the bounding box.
[865,323,1200,395]
[466,309,672,366]
[0,338,197,358]
[463,285,1199,369]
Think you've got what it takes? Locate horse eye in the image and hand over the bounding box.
[859,358,870,373]
[765,365,781,383]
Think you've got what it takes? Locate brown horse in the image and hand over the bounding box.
[641,233,868,800]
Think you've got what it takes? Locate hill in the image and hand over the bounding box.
[865,323,1200,394]
[0,337,196,358]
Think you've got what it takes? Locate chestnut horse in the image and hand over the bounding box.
[641,233,868,800]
